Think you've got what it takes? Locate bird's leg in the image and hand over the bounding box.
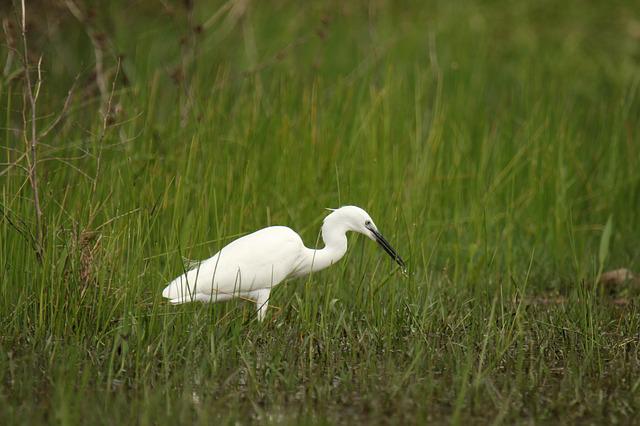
[253,289,271,321]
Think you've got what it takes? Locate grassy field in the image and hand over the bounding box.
[2,0,640,423]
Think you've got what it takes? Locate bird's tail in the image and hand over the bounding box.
[162,272,196,301]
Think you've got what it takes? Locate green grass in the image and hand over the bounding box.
[1,0,640,423]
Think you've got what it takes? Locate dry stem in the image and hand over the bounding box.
[20,0,44,260]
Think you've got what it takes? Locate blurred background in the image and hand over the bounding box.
[1,0,640,423]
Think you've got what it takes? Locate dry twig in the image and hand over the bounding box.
[19,0,44,260]
[64,0,109,111]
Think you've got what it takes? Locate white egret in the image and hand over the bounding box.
[162,205,406,321]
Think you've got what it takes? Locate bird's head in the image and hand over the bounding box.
[324,205,407,271]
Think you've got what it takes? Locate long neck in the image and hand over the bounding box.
[298,219,348,275]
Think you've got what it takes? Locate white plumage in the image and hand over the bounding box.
[162,205,406,320]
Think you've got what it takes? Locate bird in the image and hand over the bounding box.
[162,205,406,321]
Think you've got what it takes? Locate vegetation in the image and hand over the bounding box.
[1,0,639,423]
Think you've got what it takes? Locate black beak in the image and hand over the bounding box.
[366,223,407,272]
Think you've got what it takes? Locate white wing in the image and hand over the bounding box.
[162,226,304,302]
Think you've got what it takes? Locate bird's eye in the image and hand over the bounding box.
[365,220,371,226]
